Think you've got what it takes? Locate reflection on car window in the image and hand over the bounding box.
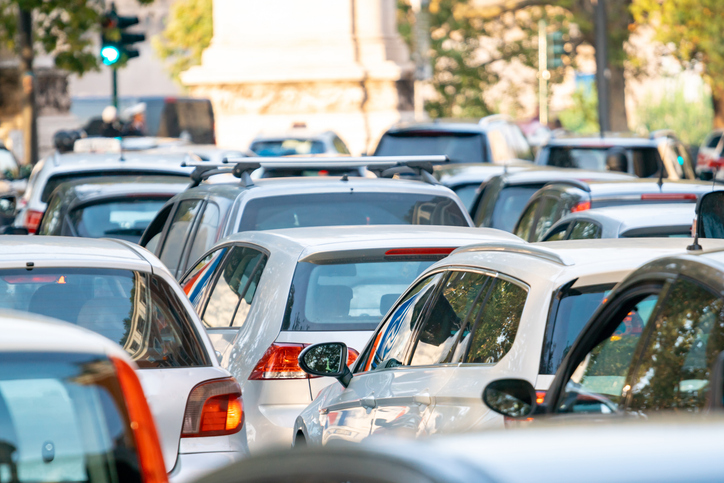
[514,200,539,241]
[159,199,203,276]
[543,222,570,241]
[69,199,166,243]
[627,278,724,412]
[186,202,221,271]
[569,221,601,240]
[492,186,541,232]
[182,247,228,311]
[558,294,659,414]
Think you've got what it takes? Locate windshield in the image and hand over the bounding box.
[0,352,141,483]
[375,132,487,164]
[539,284,615,374]
[69,198,168,242]
[491,185,543,231]
[238,192,468,231]
[250,139,326,156]
[282,259,435,331]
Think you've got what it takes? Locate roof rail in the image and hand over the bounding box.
[650,129,675,140]
[453,241,574,266]
[542,179,592,192]
[182,155,450,188]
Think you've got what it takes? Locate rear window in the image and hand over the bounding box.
[0,268,210,368]
[0,352,142,483]
[491,184,543,231]
[238,192,468,231]
[282,259,435,331]
[375,132,487,164]
[452,183,479,211]
[250,139,326,156]
[68,198,168,242]
[545,146,660,176]
[539,283,614,374]
[41,172,189,203]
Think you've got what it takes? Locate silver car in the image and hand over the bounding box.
[0,236,247,482]
[179,225,520,452]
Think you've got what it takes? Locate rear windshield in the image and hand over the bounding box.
[491,184,543,231]
[375,132,487,164]
[282,259,435,331]
[539,284,614,374]
[0,352,142,483]
[250,139,326,156]
[69,198,168,242]
[41,172,189,203]
[0,268,209,368]
[238,192,468,231]
[546,146,660,176]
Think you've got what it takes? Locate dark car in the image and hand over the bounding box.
[471,168,633,232]
[139,157,473,279]
[513,179,722,242]
[37,175,189,243]
[536,131,696,180]
[374,116,533,164]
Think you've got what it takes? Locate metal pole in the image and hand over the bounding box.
[594,0,610,136]
[412,0,431,121]
[18,7,38,165]
[112,69,118,109]
[538,20,549,126]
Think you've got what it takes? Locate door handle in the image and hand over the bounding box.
[360,397,377,409]
[413,394,432,406]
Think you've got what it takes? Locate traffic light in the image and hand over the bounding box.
[100,4,145,66]
[547,31,565,69]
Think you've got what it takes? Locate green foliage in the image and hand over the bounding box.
[635,82,714,146]
[558,87,599,134]
[0,0,153,75]
[152,0,213,83]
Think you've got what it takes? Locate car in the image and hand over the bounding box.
[292,237,712,447]
[198,417,724,483]
[0,236,247,482]
[374,115,534,164]
[139,157,473,279]
[249,128,350,156]
[471,167,633,232]
[432,162,533,212]
[36,175,190,243]
[17,141,193,234]
[697,128,724,179]
[541,203,695,241]
[1,311,168,483]
[484,237,724,423]
[535,131,696,180]
[178,225,517,452]
[513,178,721,242]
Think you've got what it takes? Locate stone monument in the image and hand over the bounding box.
[182,0,414,154]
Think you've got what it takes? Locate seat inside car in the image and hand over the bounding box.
[311,285,353,320]
[380,293,401,316]
[28,284,87,323]
[76,297,131,342]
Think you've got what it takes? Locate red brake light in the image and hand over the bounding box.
[570,201,591,213]
[249,343,308,380]
[2,275,62,284]
[182,377,243,438]
[26,209,43,234]
[385,247,456,257]
[535,391,546,405]
[110,356,168,483]
[318,170,329,176]
[641,193,697,201]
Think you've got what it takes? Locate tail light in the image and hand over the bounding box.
[570,201,591,213]
[181,378,243,438]
[641,193,697,201]
[250,343,360,380]
[25,209,43,234]
[110,356,168,483]
[535,390,546,405]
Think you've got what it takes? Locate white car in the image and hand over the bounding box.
[697,129,724,179]
[0,236,247,482]
[179,225,521,452]
[293,237,724,446]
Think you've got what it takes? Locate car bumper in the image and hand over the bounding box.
[168,451,244,483]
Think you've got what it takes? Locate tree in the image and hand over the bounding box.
[631,0,724,128]
[152,0,213,83]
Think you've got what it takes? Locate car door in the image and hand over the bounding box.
[318,273,443,444]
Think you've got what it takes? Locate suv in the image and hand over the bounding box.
[374,115,533,164]
[514,179,720,242]
[249,129,350,156]
[140,157,472,279]
[536,131,696,180]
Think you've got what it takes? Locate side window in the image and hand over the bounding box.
[409,271,491,366]
[532,196,569,242]
[158,199,203,276]
[332,136,350,154]
[142,203,173,254]
[569,221,601,240]
[181,247,229,313]
[626,278,724,412]
[514,200,539,241]
[675,142,695,179]
[474,179,501,227]
[185,202,221,273]
[358,273,442,373]
[38,194,63,236]
[542,222,570,242]
[557,294,660,414]
[635,148,666,178]
[201,246,267,329]
[462,279,527,364]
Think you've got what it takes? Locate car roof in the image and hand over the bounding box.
[55,175,189,202]
[582,178,717,197]
[43,151,194,175]
[495,167,633,186]
[383,121,488,134]
[433,163,533,186]
[0,309,131,359]
[556,203,695,231]
[546,133,659,147]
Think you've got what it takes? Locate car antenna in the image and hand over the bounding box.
[118,137,125,162]
[687,195,703,252]
[656,157,664,190]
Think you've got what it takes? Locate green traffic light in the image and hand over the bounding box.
[101,45,120,65]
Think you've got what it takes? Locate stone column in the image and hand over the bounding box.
[181,0,414,154]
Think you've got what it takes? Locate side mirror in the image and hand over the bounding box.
[696,191,724,239]
[298,342,352,387]
[707,351,724,411]
[482,379,537,419]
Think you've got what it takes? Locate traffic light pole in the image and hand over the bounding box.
[112,69,118,109]
[18,7,38,166]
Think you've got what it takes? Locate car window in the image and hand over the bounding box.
[634,148,665,178]
[626,278,724,412]
[569,221,602,240]
[185,201,221,272]
[661,141,684,179]
[332,135,350,154]
[532,196,570,242]
[251,139,326,156]
[358,273,442,372]
[556,294,659,414]
[142,203,173,253]
[491,185,543,232]
[374,132,487,164]
[159,199,203,276]
[473,178,502,227]
[181,247,229,313]
[706,133,722,149]
[542,222,570,241]
[202,246,267,329]
[488,129,512,163]
[453,184,480,212]
[38,192,64,235]
[514,200,539,241]
[462,278,527,364]
[68,198,167,243]
[409,271,491,366]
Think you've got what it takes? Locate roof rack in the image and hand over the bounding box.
[542,179,592,192]
[454,241,574,266]
[182,155,450,188]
